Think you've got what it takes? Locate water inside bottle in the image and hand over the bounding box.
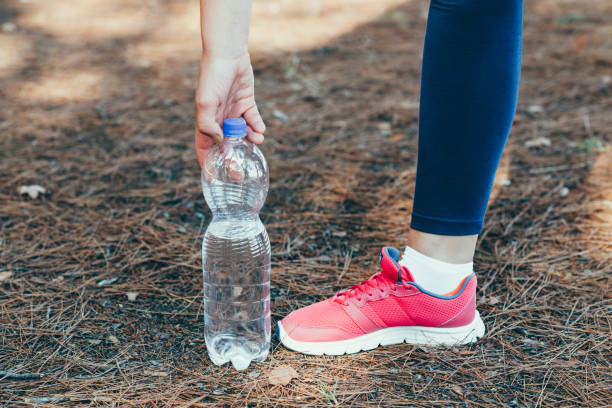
[202,219,270,370]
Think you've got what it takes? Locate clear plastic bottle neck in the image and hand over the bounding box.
[224,136,246,143]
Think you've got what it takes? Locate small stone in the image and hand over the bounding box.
[2,22,16,33]
[97,277,118,286]
[272,110,289,121]
[525,137,551,148]
[98,299,114,308]
[18,185,46,199]
[527,104,543,113]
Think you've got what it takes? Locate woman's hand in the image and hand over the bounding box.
[195,53,266,167]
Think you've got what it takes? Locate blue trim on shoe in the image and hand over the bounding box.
[402,273,475,299]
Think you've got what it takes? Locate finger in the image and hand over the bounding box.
[226,158,244,183]
[243,104,266,134]
[196,110,223,143]
[246,125,264,144]
[195,128,216,168]
[195,95,223,140]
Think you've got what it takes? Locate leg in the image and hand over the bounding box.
[407,230,477,264]
[278,0,523,354]
[411,0,523,249]
[401,0,523,293]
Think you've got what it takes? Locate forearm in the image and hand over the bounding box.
[200,0,252,59]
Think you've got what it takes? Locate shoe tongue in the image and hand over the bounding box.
[379,247,416,283]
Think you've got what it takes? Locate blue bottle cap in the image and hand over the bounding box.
[222,118,247,138]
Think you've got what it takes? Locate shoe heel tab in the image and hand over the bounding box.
[442,274,476,297]
[412,273,475,299]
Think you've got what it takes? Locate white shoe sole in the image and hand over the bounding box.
[277,311,486,356]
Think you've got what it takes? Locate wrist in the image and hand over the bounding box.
[200,50,250,65]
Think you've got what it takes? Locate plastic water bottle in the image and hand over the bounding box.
[201,118,271,370]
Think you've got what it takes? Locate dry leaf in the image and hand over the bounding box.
[0,271,13,282]
[144,370,168,377]
[400,100,419,109]
[488,296,501,305]
[18,185,46,199]
[523,338,547,347]
[248,370,261,379]
[451,384,464,395]
[87,339,102,345]
[574,34,586,52]
[126,292,139,301]
[268,365,298,386]
[108,335,119,344]
[485,370,499,378]
[376,122,391,132]
[525,137,551,148]
[389,133,405,142]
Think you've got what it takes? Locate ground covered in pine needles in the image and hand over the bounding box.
[1,0,610,406]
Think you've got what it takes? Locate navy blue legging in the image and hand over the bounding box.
[411,0,523,235]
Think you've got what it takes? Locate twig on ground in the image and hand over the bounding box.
[0,370,43,380]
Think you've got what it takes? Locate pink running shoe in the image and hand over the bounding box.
[277,247,485,355]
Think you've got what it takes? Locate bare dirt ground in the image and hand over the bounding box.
[1,0,610,406]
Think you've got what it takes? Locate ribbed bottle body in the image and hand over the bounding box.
[201,136,270,370]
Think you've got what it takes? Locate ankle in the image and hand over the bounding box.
[406,229,477,264]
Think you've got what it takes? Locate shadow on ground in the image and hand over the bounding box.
[0,0,610,406]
